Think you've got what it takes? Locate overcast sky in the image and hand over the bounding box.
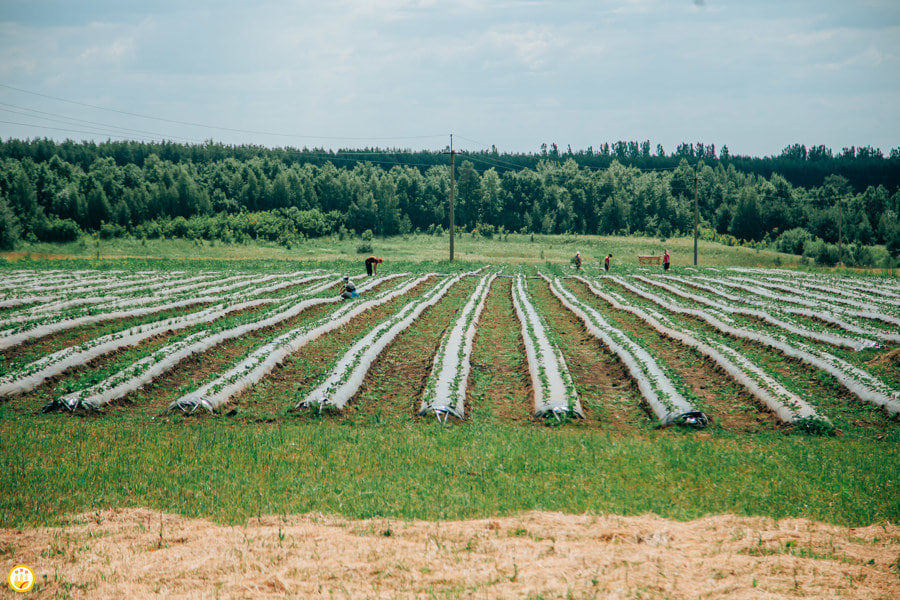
[0,0,898,157]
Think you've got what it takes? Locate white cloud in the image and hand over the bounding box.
[482,25,561,70]
[0,0,898,154]
[78,35,135,65]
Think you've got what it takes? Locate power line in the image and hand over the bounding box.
[0,119,168,144]
[0,83,448,143]
[0,104,203,144]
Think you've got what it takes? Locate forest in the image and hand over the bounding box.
[0,138,898,266]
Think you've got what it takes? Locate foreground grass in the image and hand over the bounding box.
[1,414,897,529]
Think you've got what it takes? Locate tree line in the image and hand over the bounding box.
[0,138,898,265]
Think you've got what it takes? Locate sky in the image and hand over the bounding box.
[0,0,898,157]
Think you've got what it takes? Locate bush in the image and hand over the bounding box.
[135,220,163,239]
[803,238,839,266]
[165,216,190,238]
[776,227,813,255]
[356,241,373,254]
[99,222,126,239]
[474,223,495,238]
[844,243,874,267]
[36,217,80,242]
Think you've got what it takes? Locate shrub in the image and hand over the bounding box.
[844,243,874,267]
[803,238,839,266]
[475,223,495,238]
[776,227,812,255]
[99,222,126,239]
[165,216,190,238]
[36,217,80,242]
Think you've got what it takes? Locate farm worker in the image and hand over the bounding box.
[574,251,582,270]
[604,254,612,272]
[663,249,670,272]
[339,276,358,300]
[364,256,383,277]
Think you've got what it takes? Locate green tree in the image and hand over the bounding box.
[8,168,37,234]
[456,160,480,228]
[0,196,20,249]
[477,168,503,226]
[598,194,627,234]
[84,179,111,230]
[729,187,763,241]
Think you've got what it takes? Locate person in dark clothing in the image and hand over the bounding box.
[364,256,383,276]
[663,249,670,272]
[339,276,358,300]
[574,251,582,270]
[604,254,612,272]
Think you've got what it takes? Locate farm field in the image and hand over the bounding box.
[5,230,813,268]
[1,244,898,599]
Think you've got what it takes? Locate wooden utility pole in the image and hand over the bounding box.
[837,197,843,267]
[448,134,456,261]
[693,167,699,266]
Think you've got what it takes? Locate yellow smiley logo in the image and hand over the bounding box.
[8,565,34,593]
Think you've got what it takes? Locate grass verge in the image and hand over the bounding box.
[1,414,897,529]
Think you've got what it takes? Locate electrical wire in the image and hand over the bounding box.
[0,83,448,143]
[0,104,203,144]
[1,86,705,174]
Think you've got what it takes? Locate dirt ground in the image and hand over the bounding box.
[2,509,897,599]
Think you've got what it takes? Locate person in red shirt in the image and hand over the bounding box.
[364,256,383,276]
[604,253,612,272]
[663,249,670,272]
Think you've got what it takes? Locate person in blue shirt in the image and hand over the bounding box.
[339,276,358,300]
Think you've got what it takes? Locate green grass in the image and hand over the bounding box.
[6,231,807,268]
[0,237,897,530]
[0,413,897,529]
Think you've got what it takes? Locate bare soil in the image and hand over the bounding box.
[1,329,183,415]
[351,277,476,423]
[121,301,337,414]
[0,301,213,365]
[564,279,784,433]
[468,277,534,424]
[605,279,900,434]
[240,279,433,416]
[525,280,650,431]
[2,508,897,599]
[867,347,900,368]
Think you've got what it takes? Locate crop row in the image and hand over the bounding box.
[1,267,896,431]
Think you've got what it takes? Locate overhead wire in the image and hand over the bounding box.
[0,119,165,144]
[0,104,204,144]
[1,86,699,175]
[0,83,448,143]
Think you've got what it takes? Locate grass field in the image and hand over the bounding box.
[1,414,898,530]
[0,234,897,534]
[7,231,806,268]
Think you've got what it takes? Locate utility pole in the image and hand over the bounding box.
[447,134,456,261]
[693,166,699,266]
[837,196,843,267]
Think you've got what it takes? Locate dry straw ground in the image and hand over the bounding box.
[3,508,898,599]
